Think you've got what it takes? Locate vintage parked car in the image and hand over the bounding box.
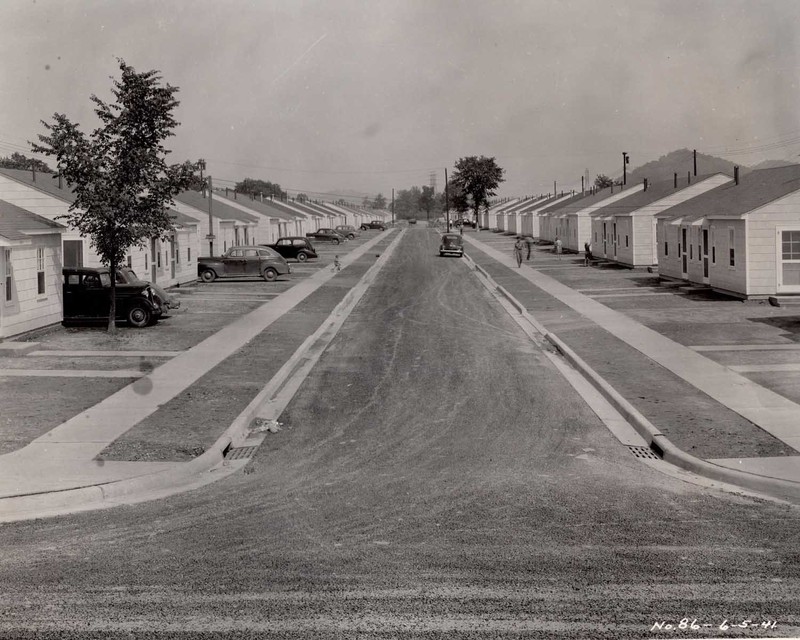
[262,237,318,262]
[197,246,291,282]
[407,218,417,225]
[453,217,476,228]
[360,221,387,231]
[439,233,464,257]
[335,224,360,239]
[115,267,181,312]
[62,267,163,328]
[306,228,348,245]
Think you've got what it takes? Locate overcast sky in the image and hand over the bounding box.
[1,0,799,199]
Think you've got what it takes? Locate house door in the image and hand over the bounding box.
[681,228,688,277]
[150,238,157,282]
[170,236,176,279]
[612,222,617,258]
[702,229,709,283]
[777,229,800,293]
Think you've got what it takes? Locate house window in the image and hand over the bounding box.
[690,244,693,260]
[712,246,716,263]
[625,235,629,248]
[127,255,132,268]
[4,249,11,302]
[37,247,46,295]
[729,228,735,267]
[145,253,148,270]
[665,241,669,257]
[157,250,161,269]
[187,247,191,262]
[594,232,597,242]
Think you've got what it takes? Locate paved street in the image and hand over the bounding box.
[0,227,798,638]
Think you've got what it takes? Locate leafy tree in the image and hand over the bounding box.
[418,185,435,219]
[394,186,422,219]
[450,156,504,224]
[0,152,52,173]
[295,193,308,203]
[594,174,613,189]
[33,60,197,332]
[362,195,372,207]
[372,193,387,210]
[235,178,284,199]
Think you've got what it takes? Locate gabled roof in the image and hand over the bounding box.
[0,167,198,228]
[590,174,722,219]
[212,190,297,222]
[0,167,77,203]
[539,191,592,215]
[657,164,800,222]
[544,185,641,217]
[0,199,65,240]
[175,189,259,224]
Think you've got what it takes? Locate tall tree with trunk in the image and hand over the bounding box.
[451,156,505,226]
[34,60,197,332]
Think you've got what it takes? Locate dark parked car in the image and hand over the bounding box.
[407,218,417,225]
[439,233,464,257]
[453,218,476,228]
[360,221,387,231]
[197,246,291,282]
[335,224,360,239]
[62,267,162,328]
[115,267,180,312]
[306,228,348,245]
[262,237,318,262]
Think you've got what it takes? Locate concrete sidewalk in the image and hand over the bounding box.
[0,230,396,501]
[463,232,800,496]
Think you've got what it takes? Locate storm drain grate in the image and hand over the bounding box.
[627,445,661,460]
[225,446,259,461]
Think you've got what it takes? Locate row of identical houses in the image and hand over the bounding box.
[484,164,800,300]
[0,167,388,339]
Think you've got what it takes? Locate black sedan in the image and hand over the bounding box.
[306,228,348,245]
[262,237,318,262]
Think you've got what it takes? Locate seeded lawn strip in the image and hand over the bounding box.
[0,377,137,456]
[100,242,393,462]
[467,244,795,460]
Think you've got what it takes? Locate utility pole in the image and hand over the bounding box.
[693,149,697,176]
[391,188,395,225]
[622,152,629,185]
[445,168,450,232]
[198,158,206,183]
[206,176,214,256]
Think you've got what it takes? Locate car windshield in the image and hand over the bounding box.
[258,247,280,257]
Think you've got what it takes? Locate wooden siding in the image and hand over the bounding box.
[0,235,63,338]
[707,220,746,294]
[656,221,684,280]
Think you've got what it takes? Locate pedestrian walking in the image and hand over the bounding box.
[513,236,525,268]
[554,237,563,259]
[332,255,341,272]
[525,235,534,260]
[584,240,592,267]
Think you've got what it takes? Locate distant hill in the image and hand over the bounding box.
[619,148,800,186]
[622,149,737,184]
[748,158,797,171]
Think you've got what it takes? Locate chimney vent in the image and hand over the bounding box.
[734,166,739,185]
[58,175,62,189]
[688,171,691,185]
[674,172,678,188]
[643,178,648,191]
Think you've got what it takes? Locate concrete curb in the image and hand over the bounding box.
[0,229,401,522]
[463,252,800,505]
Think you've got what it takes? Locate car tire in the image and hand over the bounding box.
[127,305,151,328]
[439,251,444,257]
[262,268,278,282]
[333,238,340,245]
[296,251,308,262]
[348,233,355,240]
[200,269,216,283]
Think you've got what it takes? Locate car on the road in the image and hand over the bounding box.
[453,217,476,228]
[335,224,360,240]
[262,237,318,262]
[360,221,387,231]
[115,267,181,313]
[408,218,417,225]
[306,228,348,245]
[62,267,163,328]
[197,246,291,282]
[439,233,464,257]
